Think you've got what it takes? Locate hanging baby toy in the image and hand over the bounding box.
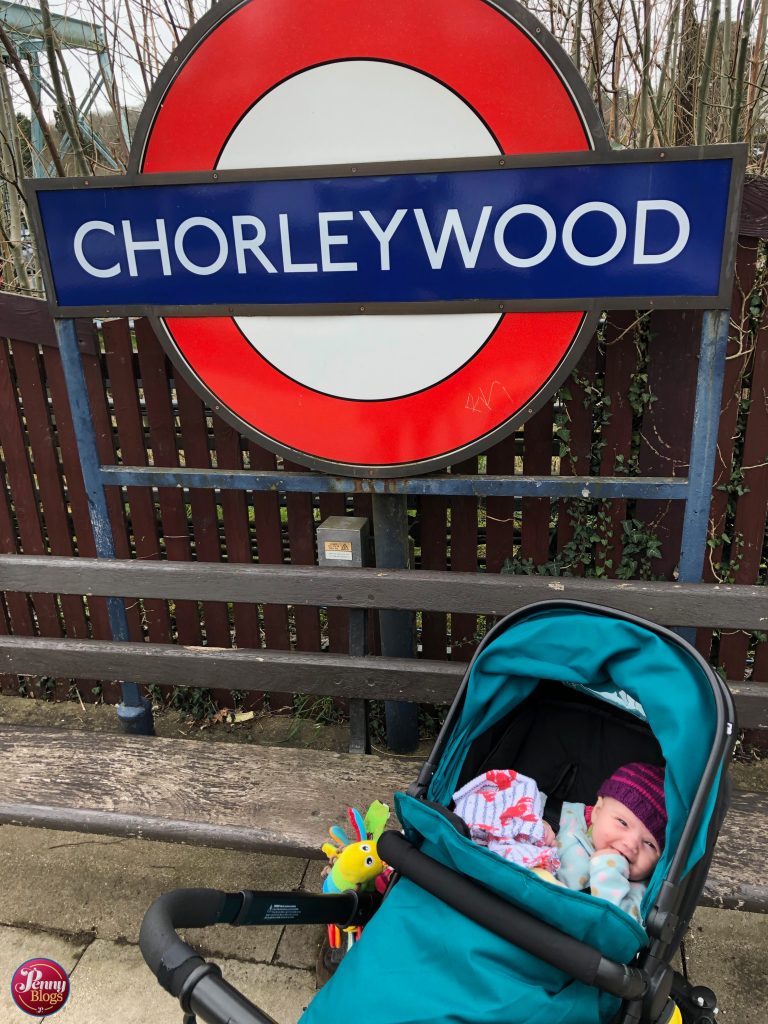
[321,801,390,950]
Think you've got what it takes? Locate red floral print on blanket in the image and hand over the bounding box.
[499,796,539,825]
[485,769,518,790]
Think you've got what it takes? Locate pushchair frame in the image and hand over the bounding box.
[140,600,736,1024]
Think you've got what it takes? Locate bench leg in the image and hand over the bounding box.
[117,692,155,735]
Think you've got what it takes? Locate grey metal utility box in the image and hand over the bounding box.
[317,516,370,567]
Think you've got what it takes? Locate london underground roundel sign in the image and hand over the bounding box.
[130,0,607,476]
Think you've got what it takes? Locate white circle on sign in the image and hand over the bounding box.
[218,59,502,401]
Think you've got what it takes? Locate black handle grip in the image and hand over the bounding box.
[378,830,648,1001]
[139,888,241,997]
[139,888,277,1024]
[140,887,384,1024]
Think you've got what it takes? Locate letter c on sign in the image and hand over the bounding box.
[562,202,626,266]
[74,221,121,278]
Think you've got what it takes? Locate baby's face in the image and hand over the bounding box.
[591,796,661,881]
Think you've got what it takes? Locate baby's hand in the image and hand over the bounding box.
[541,822,556,846]
[591,849,630,877]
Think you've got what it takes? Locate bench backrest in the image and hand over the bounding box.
[1,554,766,728]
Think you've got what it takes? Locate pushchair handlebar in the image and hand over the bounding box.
[378,830,649,1002]
[140,887,278,1023]
[140,887,380,1024]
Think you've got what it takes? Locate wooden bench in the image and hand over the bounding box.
[0,554,766,914]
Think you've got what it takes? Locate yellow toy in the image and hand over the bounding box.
[321,802,389,949]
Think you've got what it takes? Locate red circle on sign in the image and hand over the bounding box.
[134,0,606,474]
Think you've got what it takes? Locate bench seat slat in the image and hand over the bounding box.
[1,726,764,913]
[700,790,768,914]
[0,726,412,857]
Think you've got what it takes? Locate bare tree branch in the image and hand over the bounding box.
[0,22,66,176]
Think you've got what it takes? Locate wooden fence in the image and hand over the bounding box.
[1,181,767,709]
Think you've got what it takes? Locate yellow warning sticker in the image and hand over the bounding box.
[325,541,353,560]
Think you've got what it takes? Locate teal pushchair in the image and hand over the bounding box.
[141,601,735,1024]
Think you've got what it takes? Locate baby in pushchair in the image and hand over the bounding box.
[453,762,667,922]
[140,601,735,1024]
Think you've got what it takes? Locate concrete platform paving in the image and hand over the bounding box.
[1,824,766,1023]
[0,824,323,1023]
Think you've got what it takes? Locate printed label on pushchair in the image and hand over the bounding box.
[264,903,302,922]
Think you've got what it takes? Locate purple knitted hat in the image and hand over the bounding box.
[598,762,667,851]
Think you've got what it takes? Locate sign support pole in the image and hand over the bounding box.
[54,317,154,735]
[371,494,420,753]
[676,308,731,643]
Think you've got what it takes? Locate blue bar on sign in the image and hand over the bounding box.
[36,157,735,310]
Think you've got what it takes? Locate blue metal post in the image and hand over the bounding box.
[676,308,731,643]
[54,318,154,734]
[371,494,420,753]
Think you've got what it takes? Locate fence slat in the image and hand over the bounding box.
[0,339,62,638]
[704,239,760,583]
[557,336,598,573]
[351,492,380,655]
[418,492,449,660]
[635,309,701,579]
[450,455,480,661]
[42,346,112,643]
[279,461,323,709]
[102,320,172,643]
[319,493,349,655]
[11,343,89,643]
[718,303,768,678]
[212,419,260,649]
[520,400,553,564]
[283,460,321,654]
[174,374,232,647]
[0,471,33,631]
[485,434,517,574]
[754,641,768,683]
[0,469,31,692]
[133,321,202,646]
[247,443,290,654]
[82,340,144,675]
[598,315,637,577]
